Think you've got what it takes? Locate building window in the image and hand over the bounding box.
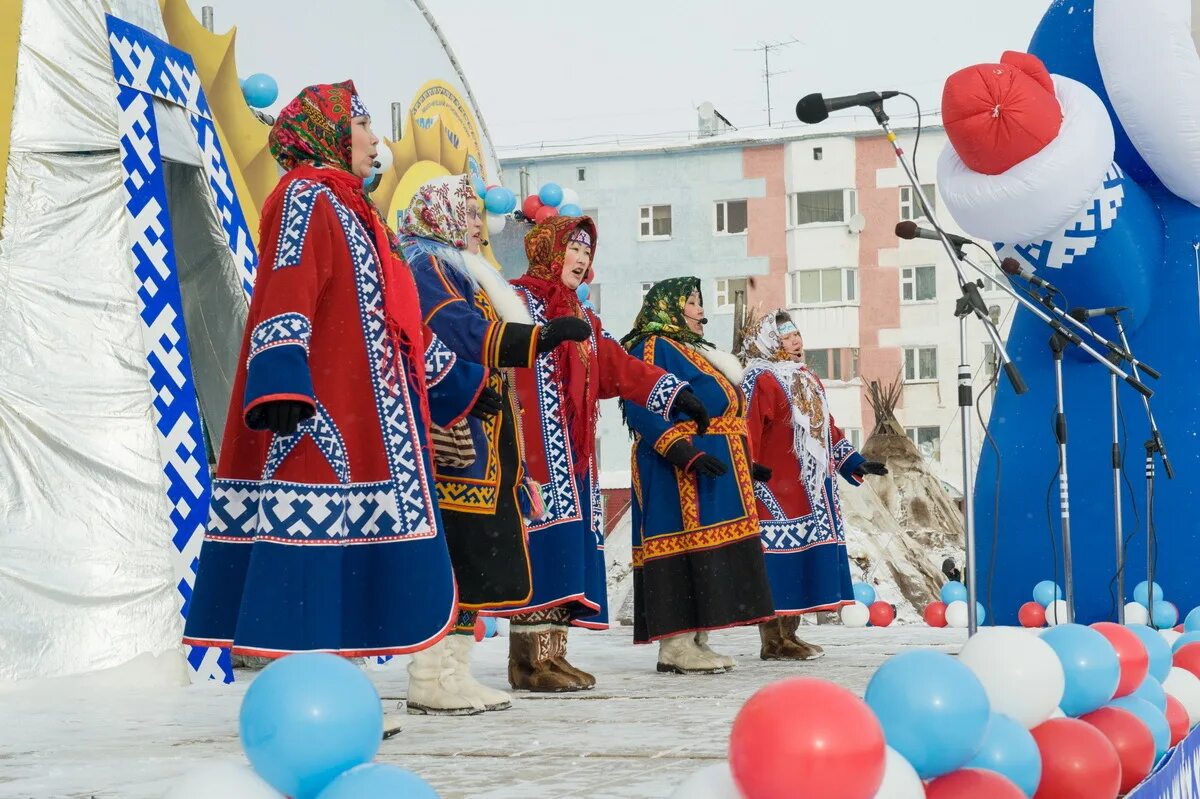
[715,200,748,235]
[788,189,856,226]
[713,277,748,313]
[805,348,845,381]
[904,346,938,381]
[900,184,937,221]
[845,427,863,450]
[850,347,860,379]
[790,267,857,305]
[813,147,823,161]
[641,281,655,298]
[906,426,942,461]
[577,167,586,182]
[901,265,937,302]
[639,205,672,239]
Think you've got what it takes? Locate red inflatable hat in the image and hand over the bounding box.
[942,50,1063,175]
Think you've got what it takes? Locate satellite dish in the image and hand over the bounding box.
[847,213,866,234]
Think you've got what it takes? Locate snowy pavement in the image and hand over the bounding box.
[0,626,964,799]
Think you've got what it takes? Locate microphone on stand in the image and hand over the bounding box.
[1000,257,1061,295]
[895,220,973,251]
[796,90,899,124]
[1068,306,1129,321]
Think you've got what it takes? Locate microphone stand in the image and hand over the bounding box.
[1107,346,1125,622]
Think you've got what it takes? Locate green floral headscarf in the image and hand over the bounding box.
[620,276,715,352]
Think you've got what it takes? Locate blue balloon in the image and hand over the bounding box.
[576,283,590,301]
[1185,607,1200,633]
[941,581,968,605]
[966,713,1043,798]
[483,615,497,638]
[1109,696,1171,759]
[853,582,877,606]
[471,174,488,199]
[484,187,516,215]
[239,653,382,799]
[242,73,279,109]
[316,764,441,799]
[1171,631,1200,653]
[1128,624,1173,683]
[582,300,595,310]
[1152,601,1179,630]
[558,203,583,217]
[975,601,987,626]
[1040,624,1121,717]
[1131,674,1168,714]
[538,183,564,207]
[864,650,991,779]
[1134,581,1164,607]
[1033,580,1064,608]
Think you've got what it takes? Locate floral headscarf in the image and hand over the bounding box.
[397,174,476,249]
[739,308,796,364]
[619,277,715,352]
[269,80,369,173]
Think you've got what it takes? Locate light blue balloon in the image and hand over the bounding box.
[538,183,564,207]
[941,581,968,605]
[242,73,279,109]
[316,764,441,799]
[975,602,987,626]
[1171,631,1200,653]
[484,187,516,215]
[1109,696,1171,758]
[1040,624,1121,717]
[1128,624,1173,682]
[483,615,497,637]
[1134,581,1164,607]
[582,300,595,310]
[239,653,382,799]
[1184,607,1200,633]
[576,283,590,301]
[1033,580,1063,608]
[1131,674,1168,714]
[853,582,877,606]
[965,713,1043,798]
[864,650,991,780]
[1152,601,1179,630]
[558,203,583,217]
[471,174,488,199]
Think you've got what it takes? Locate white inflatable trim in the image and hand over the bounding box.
[1096,0,1200,208]
[937,75,1115,244]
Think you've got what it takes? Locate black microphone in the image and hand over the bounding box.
[895,220,972,250]
[796,91,899,124]
[1068,306,1128,320]
[1000,257,1060,295]
[372,159,382,169]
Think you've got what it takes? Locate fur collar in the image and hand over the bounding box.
[461,252,533,325]
[685,343,745,385]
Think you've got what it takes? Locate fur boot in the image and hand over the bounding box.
[405,639,485,715]
[508,625,584,692]
[445,634,512,711]
[657,633,729,674]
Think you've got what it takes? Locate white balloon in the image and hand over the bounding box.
[945,600,969,628]
[669,762,744,799]
[1050,706,1067,718]
[1045,600,1070,626]
[1124,602,1150,626]
[560,187,580,208]
[1162,629,1183,648]
[841,601,870,628]
[957,627,1066,728]
[1163,666,1200,728]
[373,142,393,173]
[872,746,924,799]
[165,762,283,799]
[486,214,507,235]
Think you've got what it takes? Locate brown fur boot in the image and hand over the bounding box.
[546,626,596,689]
[780,615,825,660]
[508,626,585,692]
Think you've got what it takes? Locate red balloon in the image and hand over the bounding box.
[1079,707,1156,794]
[1174,642,1200,681]
[1166,695,1189,746]
[1019,601,1048,628]
[924,601,948,627]
[1091,621,1150,698]
[1175,624,1186,633]
[533,206,557,224]
[868,601,896,627]
[926,768,1025,799]
[521,194,543,218]
[729,677,885,799]
[1031,718,1121,799]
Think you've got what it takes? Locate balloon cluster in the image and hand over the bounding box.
[521,182,583,225]
[840,582,898,628]
[465,173,518,238]
[164,654,440,798]
[1124,581,1182,630]
[921,581,986,629]
[671,621,1200,799]
[241,73,279,109]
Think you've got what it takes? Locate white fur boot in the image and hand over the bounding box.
[694,631,736,670]
[657,633,729,674]
[405,639,485,715]
[446,634,512,711]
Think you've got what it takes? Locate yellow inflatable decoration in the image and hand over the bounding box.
[0,0,24,232]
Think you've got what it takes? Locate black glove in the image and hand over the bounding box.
[663,440,728,478]
[671,388,710,435]
[250,400,313,436]
[751,463,772,482]
[469,385,504,420]
[537,316,591,353]
[857,460,889,476]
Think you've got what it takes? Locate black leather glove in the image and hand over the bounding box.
[857,460,889,476]
[670,388,710,435]
[469,385,504,420]
[537,316,591,353]
[250,400,313,435]
[751,463,773,482]
[663,440,728,477]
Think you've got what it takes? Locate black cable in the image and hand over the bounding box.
[979,363,1002,625]
[899,92,923,185]
[1045,405,1063,611]
[1108,400,1142,613]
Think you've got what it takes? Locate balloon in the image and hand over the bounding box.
[667,762,743,799]
[1170,631,1200,653]
[538,183,564,207]
[242,73,279,109]
[471,173,488,199]
[1019,602,1047,628]
[1134,581,1164,607]
[486,214,507,235]
[1174,642,1200,681]
[1128,624,1174,682]
[582,300,595,310]
[483,615,497,638]
[841,601,869,628]
[872,746,925,799]
[729,677,886,799]
[521,194,543,219]
[924,601,948,627]
[941,581,968,604]
[945,600,985,628]
[1124,602,1150,626]
[926,768,1026,799]
[1108,695,1170,758]
[1185,606,1200,633]
[165,762,284,799]
[484,187,517,215]
[853,582,877,606]
[1131,674,1168,714]
[1163,629,1184,649]
[958,627,1066,729]
[1163,666,1200,728]
[314,764,440,798]
[576,283,590,301]
[1090,622,1150,698]
[1033,580,1064,608]
[864,650,990,779]
[239,653,382,799]
[1165,695,1189,745]
[558,203,583,217]
[533,206,557,224]
[869,601,897,627]
[1029,718,1121,799]
[1040,624,1120,717]
[1078,707,1156,795]
[1152,601,1179,630]
[964,713,1043,797]
[1046,600,1070,626]
[560,187,580,208]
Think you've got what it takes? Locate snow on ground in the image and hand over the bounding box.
[0,626,964,799]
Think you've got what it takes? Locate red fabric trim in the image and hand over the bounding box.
[440,372,487,429]
[774,600,855,615]
[683,452,703,473]
[243,392,315,421]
